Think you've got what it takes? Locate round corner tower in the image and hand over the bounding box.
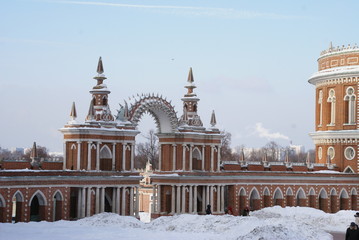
[309,43,359,173]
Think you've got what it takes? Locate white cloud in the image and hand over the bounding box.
[254,122,289,141]
[50,1,302,19]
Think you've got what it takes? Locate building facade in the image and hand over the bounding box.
[1,45,359,223]
[309,43,359,173]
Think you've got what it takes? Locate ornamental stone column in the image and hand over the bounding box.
[176,185,181,214]
[95,187,100,214]
[87,142,92,170]
[96,142,101,170]
[63,142,67,170]
[112,143,116,171]
[171,185,175,215]
[172,144,177,171]
[86,187,91,217]
[193,185,198,213]
[122,143,126,171]
[77,141,82,170]
[189,185,193,213]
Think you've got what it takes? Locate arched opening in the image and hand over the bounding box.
[286,188,294,207]
[308,188,316,208]
[296,188,306,207]
[318,189,328,212]
[100,145,112,171]
[53,191,63,221]
[273,188,284,207]
[192,147,202,171]
[339,189,349,210]
[344,166,355,173]
[238,188,246,215]
[69,190,78,220]
[196,186,204,213]
[12,191,24,223]
[263,188,270,207]
[103,96,108,106]
[29,191,47,222]
[351,188,358,210]
[330,188,337,213]
[0,194,6,222]
[104,192,112,213]
[249,188,260,210]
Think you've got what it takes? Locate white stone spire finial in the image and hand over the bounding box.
[210,110,217,127]
[86,100,95,121]
[70,102,77,121]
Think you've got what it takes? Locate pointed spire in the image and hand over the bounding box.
[124,101,129,120]
[184,67,196,95]
[210,110,217,127]
[30,142,37,158]
[86,100,95,121]
[263,153,267,163]
[97,57,104,74]
[187,67,194,83]
[240,149,245,162]
[70,102,77,120]
[329,41,333,51]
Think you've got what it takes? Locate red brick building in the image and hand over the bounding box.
[1,46,359,223]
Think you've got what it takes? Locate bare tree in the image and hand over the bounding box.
[23,145,50,160]
[135,129,159,169]
[220,131,236,161]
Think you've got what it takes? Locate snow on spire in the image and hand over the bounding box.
[97,56,104,74]
[210,110,217,127]
[187,67,194,83]
[30,142,37,158]
[124,101,129,120]
[86,100,95,121]
[184,67,196,95]
[70,102,77,121]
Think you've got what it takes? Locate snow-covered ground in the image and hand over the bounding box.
[0,206,354,240]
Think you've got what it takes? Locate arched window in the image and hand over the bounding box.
[344,87,355,124]
[327,147,335,164]
[327,89,336,125]
[318,90,323,126]
[102,96,108,106]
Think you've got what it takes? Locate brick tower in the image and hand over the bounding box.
[309,43,359,173]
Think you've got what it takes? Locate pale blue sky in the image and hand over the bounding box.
[1,0,358,152]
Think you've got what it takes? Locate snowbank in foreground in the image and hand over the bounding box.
[0,207,355,240]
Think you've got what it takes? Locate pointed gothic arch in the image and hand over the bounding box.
[318,188,328,212]
[351,188,358,210]
[192,147,202,171]
[308,188,316,208]
[273,188,284,207]
[249,188,260,210]
[100,145,112,171]
[296,188,306,207]
[329,188,338,213]
[286,187,294,207]
[0,194,5,222]
[53,190,63,221]
[344,166,355,173]
[12,190,24,223]
[128,95,178,133]
[263,187,270,207]
[339,189,349,210]
[29,190,47,221]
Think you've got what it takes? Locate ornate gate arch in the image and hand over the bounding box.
[126,94,179,133]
